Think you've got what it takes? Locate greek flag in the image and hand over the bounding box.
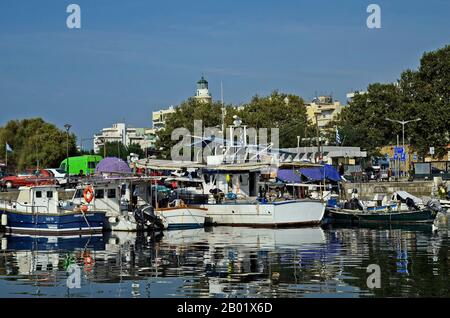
[5,143,12,152]
[335,127,341,145]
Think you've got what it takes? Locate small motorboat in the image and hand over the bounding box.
[325,191,444,224]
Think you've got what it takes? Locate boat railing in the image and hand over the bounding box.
[9,200,49,214]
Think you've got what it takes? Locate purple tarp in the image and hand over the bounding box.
[95,157,132,175]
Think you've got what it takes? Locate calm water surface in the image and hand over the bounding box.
[0,224,449,298]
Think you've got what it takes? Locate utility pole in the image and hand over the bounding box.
[64,124,72,182]
[314,112,321,163]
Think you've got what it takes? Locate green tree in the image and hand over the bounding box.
[333,45,450,158]
[155,98,226,159]
[235,91,310,148]
[0,118,77,171]
[96,141,128,161]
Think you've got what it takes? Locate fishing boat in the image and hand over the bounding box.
[325,191,443,224]
[71,177,206,231]
[0,185,106,234]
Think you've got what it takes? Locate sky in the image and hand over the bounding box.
[0,0,449,149]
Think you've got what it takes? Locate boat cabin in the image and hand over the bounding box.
[13,185,60,214]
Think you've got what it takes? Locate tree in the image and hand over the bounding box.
[0,118,77,171]
[234,91,310,148]
[96,142,144,161]
[155,98,226,159]
[96,141,128,161]
[334,45,450,158]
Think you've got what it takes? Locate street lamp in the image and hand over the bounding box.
[64,124,71,181]
[385,117,421,177]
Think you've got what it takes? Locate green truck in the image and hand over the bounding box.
[60,155,103,175]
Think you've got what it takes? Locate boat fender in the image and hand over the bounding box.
[81,205,89,213]
[1,214,7,226]
[108,216,119,223]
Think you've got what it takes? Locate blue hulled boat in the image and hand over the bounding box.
[0,185,106,235]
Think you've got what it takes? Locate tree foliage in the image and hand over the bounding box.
[155,92,311,159]
[334,45,450,158]
[96,141,144,161]
[0,118,77,171]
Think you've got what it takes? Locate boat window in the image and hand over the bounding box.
[35,191,42,198]
[88,161,96,169]
[95,189,104,199]
[107,188,116,198]
[47,191,53,198]
[74,189,83,199]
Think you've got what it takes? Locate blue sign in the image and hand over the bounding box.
[401,153,406,162]
[394,147,404,155]
[413,155,417,161]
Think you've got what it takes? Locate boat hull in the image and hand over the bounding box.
[325,208,437,224]
[203,200,325,227]
[1,209,106,235]
[157,206,207,230]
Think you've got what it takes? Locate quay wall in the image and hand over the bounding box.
[342,181,435,200]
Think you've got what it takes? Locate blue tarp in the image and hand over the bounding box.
[299,165,341,182]
[277,169,302,183]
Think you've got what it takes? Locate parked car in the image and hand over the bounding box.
[45,168,68,185]
[0,169,55,189]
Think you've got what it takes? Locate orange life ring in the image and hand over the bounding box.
[83,186,94,203]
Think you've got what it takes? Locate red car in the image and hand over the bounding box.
[0,169,56,189]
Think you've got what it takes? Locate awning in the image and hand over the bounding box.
[277,169,302,183]
[299,165,341,182]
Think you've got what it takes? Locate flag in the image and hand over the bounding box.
[5,143,12,152]
[335,127,341,145]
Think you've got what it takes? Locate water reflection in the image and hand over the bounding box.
[0,224,449,298]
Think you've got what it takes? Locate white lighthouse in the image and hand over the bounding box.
[194,75,212,103]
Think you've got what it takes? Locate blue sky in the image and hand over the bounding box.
[0,0,449,148]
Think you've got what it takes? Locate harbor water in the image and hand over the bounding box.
[0,224,449,298]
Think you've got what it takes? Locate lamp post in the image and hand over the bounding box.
[314,111,321,163]
[385,117,421,178]
[64,124,72,182]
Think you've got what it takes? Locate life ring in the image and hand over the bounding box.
[82,252,94,272]
[83,186,94,203]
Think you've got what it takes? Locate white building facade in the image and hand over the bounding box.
[93,123,156,153]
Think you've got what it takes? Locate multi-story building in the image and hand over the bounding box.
[152,106,176,131]
[93,123,156,153]
[305,95,344,131]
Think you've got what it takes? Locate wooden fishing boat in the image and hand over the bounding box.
[325,207,438,224]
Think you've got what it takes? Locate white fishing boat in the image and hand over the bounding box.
[71,177,207,231]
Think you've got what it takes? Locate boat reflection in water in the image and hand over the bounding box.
[0,223,448,297]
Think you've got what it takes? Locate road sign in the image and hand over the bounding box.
[429,147,435,155]
[400,153,406,162]
[413,154,417,161]
[394,147,404,155]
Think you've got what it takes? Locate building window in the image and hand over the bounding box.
[47,191,53,198]
[36,191,42,198]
